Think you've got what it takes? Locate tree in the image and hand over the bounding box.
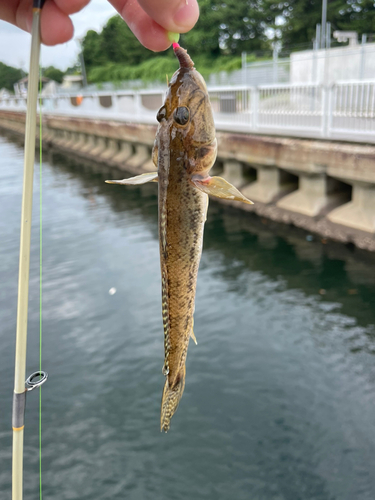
[279,0,362,49]
[280,0,323,48]
[0,62,24,92]
[82,16,156,71]
[82,30,105,70]
[336,0,375,38]
[181,0,222,57]
[43,66,64,83]
[182,0,273,56]
[102,15,156,65]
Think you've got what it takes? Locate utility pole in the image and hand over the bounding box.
[76,38,87,87]
[321,0,327,49]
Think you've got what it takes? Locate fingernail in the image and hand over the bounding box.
[173,2,198,30]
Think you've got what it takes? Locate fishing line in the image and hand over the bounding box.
[39,65,43,500]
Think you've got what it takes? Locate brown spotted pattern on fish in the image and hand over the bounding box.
[105,44,253,433]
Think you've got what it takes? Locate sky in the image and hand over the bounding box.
[0,0,117,71]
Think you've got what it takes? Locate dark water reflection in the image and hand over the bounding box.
[0,136,374,500]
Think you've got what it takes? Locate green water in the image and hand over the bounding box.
[0,135,375,500]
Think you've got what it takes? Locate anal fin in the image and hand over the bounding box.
[190,317,197,345]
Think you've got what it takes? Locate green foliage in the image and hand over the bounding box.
[88,56,178,84]
[82,3,273,78]
[64,63,82,76]
[180,0,221,57]
[87,53,244,84]
[336,0,375,36]
[82,16,155,73]
[280,0,322,47]
[82,5,272,84]
[81,0,374,86]
[181,0,273,57]
[192,55,243,78]
[43,66,64,83]
[82,30,105,69]
[0,62,24,92]
[279,0,372,48]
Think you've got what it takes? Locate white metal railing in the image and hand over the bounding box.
[1,81,375,143]
[330,80,375,137]
[256,83,323,133]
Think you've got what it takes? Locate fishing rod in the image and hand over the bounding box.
[12,1,48,499]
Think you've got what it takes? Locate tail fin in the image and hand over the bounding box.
[160,366,186,432]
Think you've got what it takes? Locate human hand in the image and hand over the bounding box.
[0,0,199,50]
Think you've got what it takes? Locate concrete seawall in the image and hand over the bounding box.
[1,109,374,251]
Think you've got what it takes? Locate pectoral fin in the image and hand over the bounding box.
[105,172,158,185]
[192,176,253,205]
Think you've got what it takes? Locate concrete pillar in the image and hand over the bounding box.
[100,139,118,160]
[222,159,244,188]
[65,131,79,149]
[142,157,157,172]
[80,134,96,154]
[90,137,107,157]
[61,130,72,148]
[50,128,59,144]
[277,173,343,217]
[242,165,295,203]
[55,129,68,147]
[16,122,24,134]
[327,183,375,233]
[112,141,132,165]
[55,129,66,147]
[71,133,86,151]
[42,126,53,143]
[126,143,150,169]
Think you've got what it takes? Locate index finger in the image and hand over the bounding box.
[109,0,199,52]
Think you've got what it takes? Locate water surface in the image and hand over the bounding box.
[0,135,375,500]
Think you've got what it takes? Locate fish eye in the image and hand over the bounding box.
[157,106,167,123]
[174,106,190,126]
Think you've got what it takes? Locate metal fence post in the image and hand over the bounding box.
[134,91,141,120]
[321,85,328,137]
[326,85,333,137]
[273,46,278,84]
[242,52,247,86]
[112,93,119,115]
[251,87,259,131]
[360,34,367,80]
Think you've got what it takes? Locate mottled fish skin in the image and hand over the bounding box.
[105,45,252,432]
[155,46,217,432]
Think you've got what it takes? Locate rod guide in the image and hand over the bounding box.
[26,371,48,391]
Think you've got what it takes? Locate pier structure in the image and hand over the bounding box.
[0,81,375,250]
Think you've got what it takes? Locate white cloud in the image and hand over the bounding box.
[0,0,116,71]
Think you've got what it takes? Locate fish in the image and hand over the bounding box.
[106,43,253,432]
